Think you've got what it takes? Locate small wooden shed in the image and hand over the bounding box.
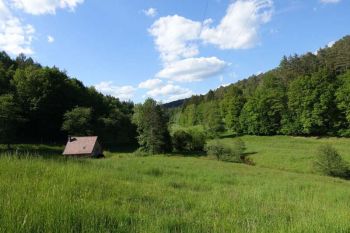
[63,136,103,157]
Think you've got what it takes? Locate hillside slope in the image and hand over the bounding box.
[167,35,350,108]
[169,36,350,137]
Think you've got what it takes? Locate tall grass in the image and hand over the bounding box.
[1,144,350,232]
[220,135,350,174]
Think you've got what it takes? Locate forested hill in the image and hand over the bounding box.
[170,35,350,137]
[0,54,136,146]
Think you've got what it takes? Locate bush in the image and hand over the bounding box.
[314,145,349,179]
[133,148,150,157]
[171,127,206,152]
[233,138,246,156]
[172,130,192,152]
[205,139,246,163]
[187,128,206,151]
[338,129,350,137]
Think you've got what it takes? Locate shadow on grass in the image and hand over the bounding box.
[105,145,138,153]
[1,143,139,159]
[219,133,239,139]
[0,145,96,165]
[167,151,207,157]
[0,144,63,157]
[314,135,347,140]
[243,152,258,156]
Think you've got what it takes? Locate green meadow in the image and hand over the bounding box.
[1,136,350,233]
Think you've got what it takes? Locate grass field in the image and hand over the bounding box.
[222,135,350,173]
[1,136,350,232]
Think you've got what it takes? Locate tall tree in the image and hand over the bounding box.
[13,66,77,141]
[336,71,350,136]
[220,86,245,133]
[132,98,171,154]
[0,65,10,95]
[62,107,93,136]
[240,74,286,135]
[0,94,23,149]
[283,70,338,135]
[179,104,197,127]
[205,102,225,138]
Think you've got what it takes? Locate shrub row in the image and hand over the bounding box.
[205,139,247,163]
[314,145,350,179]
[171,128,206,152]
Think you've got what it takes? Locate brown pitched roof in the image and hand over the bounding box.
[63,136,98,155]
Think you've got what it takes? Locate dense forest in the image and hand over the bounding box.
[1,35,350,149]
[0,53,136,147]
[170,36,350,137]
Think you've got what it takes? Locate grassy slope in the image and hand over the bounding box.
[1,136,350,232]
[234,136,350,173]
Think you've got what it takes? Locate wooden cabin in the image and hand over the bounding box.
[63,136,103,158]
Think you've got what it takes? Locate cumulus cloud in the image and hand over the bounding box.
[156,57,227,82]
[327,40,336,47]
[220,83,231,88]
[95,81,136,101]
[320,0,341,3]
[143,7,157,17]
[47,35,54,43]
[0,0,11,18]
[149,15,202,63]
[138,78,163,89]
[146,84,193,102]
[0,0,84,55]
[147,0,273,97]
[166,91,194,102]
[201,0,273,49]
[0,0,35,55]
[11,0,84,15]
[149,0,273,64]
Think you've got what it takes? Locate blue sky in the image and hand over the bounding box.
[0,0,349,103]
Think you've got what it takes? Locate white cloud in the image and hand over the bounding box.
[143,7,157,17]
[0,0,35,55]
[149,0,273,63]
[327,40,336,47]
[0,0,85,55]
[149,15,202,63]
[0,0,11,18]
[146,84,193,102]
[166,92,193,102]
[320,0,341,3]
[147,0,273,93]
[156,57,227,82]
[201,0,273,49]
[314,40,337,55]
[47,35,54,43]
[11,0,84,15]
[95,81,136,101]
[138,78,163,89]
[220,83,231,88]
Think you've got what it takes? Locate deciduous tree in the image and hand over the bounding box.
[132,98,171,154]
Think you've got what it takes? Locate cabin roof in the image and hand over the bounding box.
[63,136,98,155]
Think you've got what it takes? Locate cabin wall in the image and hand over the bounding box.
[92,142,103,156]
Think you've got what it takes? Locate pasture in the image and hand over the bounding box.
[1,136,350,233]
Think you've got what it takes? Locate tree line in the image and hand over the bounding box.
[0,53,136,148]
[172,36,350,137]
[1,35,350,151]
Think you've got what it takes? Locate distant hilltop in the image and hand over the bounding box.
[165,35,350,110]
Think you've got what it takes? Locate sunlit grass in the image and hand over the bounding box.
[232,136,350,173]
[1,136,350,232]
